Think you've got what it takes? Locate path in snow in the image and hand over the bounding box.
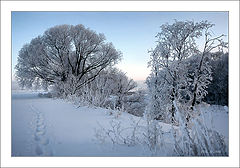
[30,104,53,156]
[12,92,54,156]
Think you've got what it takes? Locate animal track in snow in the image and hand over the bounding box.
[35,145,43,156]
[30,104,54,156]
[42,138,50,145]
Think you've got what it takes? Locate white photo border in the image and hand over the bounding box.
[1,1,239,167]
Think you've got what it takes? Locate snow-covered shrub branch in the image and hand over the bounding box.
[172,101,228,156]
[94,117,142,147]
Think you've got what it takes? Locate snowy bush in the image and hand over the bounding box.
[68,68,138,108]
[142,119,165,155]
[94,100,228,156]
[122,89,147,117]
[95,117,142,147]
[171,101,228,156]
[38,92,52,98]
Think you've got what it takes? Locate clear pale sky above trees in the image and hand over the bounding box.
[12,11,228,81]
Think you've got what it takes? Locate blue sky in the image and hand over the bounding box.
[12,12,228,81]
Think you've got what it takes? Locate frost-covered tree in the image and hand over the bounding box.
[109,69,137,109]
[147,20,228,123]
[190,25,228,109]
[203,52,228,105]
[146,49,170,121]
[33,77,41,90]
[15,24,121,95]
[147,20,212,123]
[143,20,229,156]
[122,89,147,117]
[74,67,137,108]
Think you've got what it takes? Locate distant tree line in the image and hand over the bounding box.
[203,52,228,106]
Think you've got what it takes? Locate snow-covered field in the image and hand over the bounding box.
[12,91,146,156]
[12,90,228,156]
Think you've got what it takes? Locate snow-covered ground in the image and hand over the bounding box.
[12,91,146,156]
[12,90,228,156]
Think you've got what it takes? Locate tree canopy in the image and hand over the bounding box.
[15,24,122,94]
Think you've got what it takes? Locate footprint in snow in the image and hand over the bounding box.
[35,130,45,136]
[36,120,44,126]
[34,134,41,141]
[42,138,50,146]
[31,104,54,156]
[36,115,43,120]
[36,125,45,132]
[35,145,43,156]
